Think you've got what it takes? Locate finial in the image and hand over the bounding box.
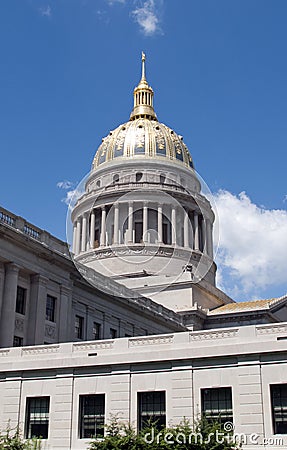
[141,51,146,81]
[130,52,157,121]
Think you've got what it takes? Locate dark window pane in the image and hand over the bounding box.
[201,387,233,424]
[75,315,84,339]
[110,328,117,339]
[271,384,287,434]
[138,391,166,431]
[25,397,50,439]
[16,286,26,315]
[46,295,56,322]
[13,336,23,347]
[79,394,105,439]
[93,322,101,340]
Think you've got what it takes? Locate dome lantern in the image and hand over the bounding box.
[130,52,157,121]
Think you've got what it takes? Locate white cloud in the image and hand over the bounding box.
[106,0,126,4]
[57,180,74,190]
[62,188,83,207]
[131,0,162,36]
[39,5,52,17]
[57,180,84,207]
[214,190,287,300]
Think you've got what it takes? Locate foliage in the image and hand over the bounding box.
[88,416,239,450]
[0,425,41,450]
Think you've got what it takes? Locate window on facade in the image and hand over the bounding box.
[79,394,105,439]
[110,328,117,339]
[13,336,23,347]
[75,315,84,339]
[93,322,101,340]
[46,295,56,322]
[16,286,26,315]
[271,384,287,434]
[25,397,50,439]
[136,172,143,182]
[138,391,166,431]
[113,174,119,183]
[201,387,233,424]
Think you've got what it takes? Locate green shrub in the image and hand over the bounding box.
[0,425,41,450]
[88,416,239,450]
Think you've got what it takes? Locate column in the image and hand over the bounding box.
[202,217,207,254]
[171,206,176,245]
[81,213,87,252]
[206,218,213,259]
[27,274,48,346]
[143,203,148,243]
[184,209,189,248]
[72,223,77,254]
[58,285,72,342]
[113,204,119,245]
[157,204,163,244]
[0,263,19,348]
[194,211,199,250]
[75,218,81,255]
[128,202,133,243]
[90,209,95,249]
[0,263,5,317]
[100,206,106,246]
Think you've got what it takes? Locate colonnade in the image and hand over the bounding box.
[73,202,213,259]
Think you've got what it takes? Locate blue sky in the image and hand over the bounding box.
[1,0,286,301]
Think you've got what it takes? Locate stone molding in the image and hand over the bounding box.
[15,318,24,332]
[190,328,239,341]
[129,335,174,347]
[22,345,60,355]
[73,341,114,351]
[256,324,287,335]
[45,324,56,338]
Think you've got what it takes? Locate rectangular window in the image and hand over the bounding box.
[25,397,50,439]
[93,322,101,340]
[110,328,117,339]
[138,391,166,431]
[75,315,84,339]
[16,286,26,315]
[79,394,105,439]
[271,384,287,434]
[46,295,56,322]
[201,387,233,424]
[13,336,23,347]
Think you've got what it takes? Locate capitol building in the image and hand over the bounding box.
[0,54,286,449]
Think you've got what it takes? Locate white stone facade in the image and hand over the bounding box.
[0,323,287,449]
[0,206,186,349]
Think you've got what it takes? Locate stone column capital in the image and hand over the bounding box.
[60,284,73,296]
[30,274,49,286]
[5,263,20,275]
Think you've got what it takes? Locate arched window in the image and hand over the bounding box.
[160,175,166,184]
[113,174,119,183]
[136,172,143,182]
[96,180,101,188]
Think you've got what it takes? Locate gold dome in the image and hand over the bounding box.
[92,118,194,170]
[92,53,194,171]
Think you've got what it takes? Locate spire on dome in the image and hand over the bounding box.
[130,52,157,121]
[141,51,146,81]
